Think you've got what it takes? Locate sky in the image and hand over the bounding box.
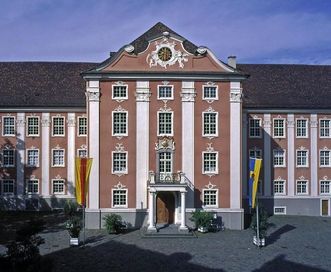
[1,0,331,64]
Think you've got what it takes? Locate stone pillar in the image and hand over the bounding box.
[181,81,196,208]
[263,114,272,196]
[67,113,76,197]
[287,114,295,196]
[230,82,242,209]
[148,190,156,232]
[136,81,150,209]
[16,113,25,197]
[310,114,318,196]
[180,191,188,230]
[41,113,50,196]
[242,113,248,197]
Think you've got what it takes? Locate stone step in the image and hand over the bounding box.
[140,225,197,239]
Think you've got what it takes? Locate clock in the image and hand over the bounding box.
[158,47,172,62]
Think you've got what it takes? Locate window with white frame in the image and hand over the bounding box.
[52,149,65,167]
[2,116,15,136]
[26,179,39,194]
[2,149,15,167]
[112,85,128,99]
[77,149,87,158]
[320,119,331,138]
[274,180,285,195]
[273,149,286,167]
[203,152,218,174]
[320,180,330,195]
[249,119,262,138]
[112,152,127,174]
[249,149,262,159]
[113,112,128,136]
[112,189,127,207]
[296,150,308,167]
[158,85,173,99]
[203,112,218,136]
[78,117,87,136]
[320,150,331,167]
[203,189,218,206]
[296,119,307,138]
[158,152,172,177]
[2,179,14,194]
[27,149,39,167]
[26,117,39,136]
[52,179,65,194]
[158,112,173,136]
[52,117,65,136]
[296,180,308,195]
[273,118,285,138]
[203,86,217,100]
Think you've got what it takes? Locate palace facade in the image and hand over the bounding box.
[0,23,330,230]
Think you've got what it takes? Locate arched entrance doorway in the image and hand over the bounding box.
[156,192,175,224]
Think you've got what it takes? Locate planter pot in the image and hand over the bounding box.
[198,226,208,233]
[70,237,79,246]
[253,235,265,247]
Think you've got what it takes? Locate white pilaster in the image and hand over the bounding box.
[67,113,76,197]
[41,113,50,196]
[310,114,318,196]
[242,113,248,197]
[181,81,196,208]
[263,114,272,196]
[136,81,150,209]
[148,190,156,231]
[180,191,188,230]
[287,114,295,196]
[87,81,100,209]
[16,113,25,195]
[230,82,242,209]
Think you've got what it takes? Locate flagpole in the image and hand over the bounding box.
[83,204,86,245]
[256,196,260,247]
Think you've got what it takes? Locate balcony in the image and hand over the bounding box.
[148,171,187,185]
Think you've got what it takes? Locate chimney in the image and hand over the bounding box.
[228,56,237,69]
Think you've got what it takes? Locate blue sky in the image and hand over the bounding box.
[1,0,331,64]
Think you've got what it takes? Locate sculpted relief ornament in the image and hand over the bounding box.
[146,37,188,69]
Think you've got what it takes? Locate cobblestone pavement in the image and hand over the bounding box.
[2,215,331,271]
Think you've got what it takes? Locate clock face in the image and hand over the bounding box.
[158,47,172,62]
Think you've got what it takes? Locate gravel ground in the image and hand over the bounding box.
[34,215,331,272]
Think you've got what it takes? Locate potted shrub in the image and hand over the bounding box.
[190,210,213,233]
[103,214,123,234]
[250,205,269,247]
[66,216,81,246]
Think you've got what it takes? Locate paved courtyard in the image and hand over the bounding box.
[34,215,331,272]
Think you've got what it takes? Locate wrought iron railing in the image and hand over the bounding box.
[148,171,186,185]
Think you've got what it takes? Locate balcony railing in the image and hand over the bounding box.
[148,171,187,185]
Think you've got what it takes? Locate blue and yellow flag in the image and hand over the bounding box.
[248,157,262,208]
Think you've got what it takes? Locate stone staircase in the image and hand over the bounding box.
[141,224,196,238]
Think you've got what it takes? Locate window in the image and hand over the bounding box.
[26,117,39,136]
[203,189,218,207]
[296,150,308,167]
[320,119,331,138]
[296,180,308,195]
[158,85,173,99]
[112,85,128,99]
[273,118,285,138]
[158,152,172,179]
[249,149,262,159]
[78,117,87,136]
[274,207,286,215]
[27,149,39,167]
[203,85,218,100]
[77,149,87,158]
[52,179,65,194]
[203,152,218,174]
[203,112,218,137]
[274,180,286,195]
[158,112,173,136]
[273,149,286,167]
[2,149,15,167]
[2,116,15,136]
[320,150,331,167]
[52,149,65,167]
[26,179,39,194]
[249,119,262,138]
[2,179,14,194]
[112,112,128,136]
[52,117,65,136]
[296,119,307,138]
[112,189,127,207]
[112,152,127,174]
[320,181,330,195]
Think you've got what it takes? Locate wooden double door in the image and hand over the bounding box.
[156,192,175,224]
